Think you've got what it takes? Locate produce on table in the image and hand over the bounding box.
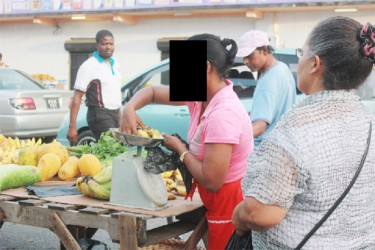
[137,127,162,139]
[76,166,112,200]
[18,145,39,166]
[0,134,42,164]
[93,165,112,184]
[67,131,128,166]
[37,152,62,181]
[78,154,102,176]
[0,164,41,192]
[58,156,80,181]
[37,141,69,165]
[161,169,186,198]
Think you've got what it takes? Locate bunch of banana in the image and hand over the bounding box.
[161,169,186,197]
[0,134,43,165]
[76,166,112,200]
[137,127,162,139]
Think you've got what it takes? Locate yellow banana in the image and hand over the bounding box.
[14,137,21,149]
[148,128,161,139]
[76,176,97,198]
[93,166,112,184]
[87,179,110,200]
[167,181,177,192]
[80,181,97,198]
[162,170,174,179]
[75,176,86,193]
[20,139,26,148]
[167,192,176,200]
[11,149,20,164]
[36,138,42,146]
[137,129,150,138]
[7,138,15,148]
[174,185,187,196]
[173,169,183,182]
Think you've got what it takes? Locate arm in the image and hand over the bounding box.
[163,134,232,192]
[233,130,305,235]
[67,90,85,145]
[252,120,268,138]
[232,197,288,235]
[120,86,185,134]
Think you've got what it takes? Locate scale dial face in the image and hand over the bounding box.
[137,165,168,206]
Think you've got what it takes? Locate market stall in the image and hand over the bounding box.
[0,184,207,249]
[0,129,207,249]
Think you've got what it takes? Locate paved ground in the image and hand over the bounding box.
[0,218,205,249]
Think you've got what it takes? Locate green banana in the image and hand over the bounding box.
[87,179,110,200]
[93,166,112,184]
[100,181,111,191]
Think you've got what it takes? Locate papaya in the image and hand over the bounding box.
[38,141,69,165]
[58,156,80,181]
[78,154,102,176]
[37,153,62,181]
[18,145,39,166]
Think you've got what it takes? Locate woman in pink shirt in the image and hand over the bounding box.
[120,33,254,249]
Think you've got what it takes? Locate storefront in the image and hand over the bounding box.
[0,0,374,89]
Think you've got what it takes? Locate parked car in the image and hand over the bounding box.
[56,49,304,146]
[0,67,73,139]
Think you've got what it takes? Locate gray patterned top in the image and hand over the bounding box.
[242,90,375,249]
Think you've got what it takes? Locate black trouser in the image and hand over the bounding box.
[87,107,119,140]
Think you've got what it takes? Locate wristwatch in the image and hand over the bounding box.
[179,151,190,163]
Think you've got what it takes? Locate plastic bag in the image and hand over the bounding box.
[76,238,109,250]
[143,133,193,193]
[225,231,252,250]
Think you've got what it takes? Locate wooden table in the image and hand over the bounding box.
[0,188,207,250]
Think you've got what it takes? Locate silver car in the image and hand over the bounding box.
[0,67,73,139]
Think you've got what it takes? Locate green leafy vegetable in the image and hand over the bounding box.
[67,131,128,164]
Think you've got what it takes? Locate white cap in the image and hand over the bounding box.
[237,30,270,57]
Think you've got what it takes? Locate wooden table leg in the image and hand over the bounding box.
[49,212,80,250]
[60,225,99,250]
[0,208,5,229]
[184,215,208,250]
[118,214,138,250]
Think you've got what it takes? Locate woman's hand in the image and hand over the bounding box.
[162,133,188,154]
[119,105,146,135]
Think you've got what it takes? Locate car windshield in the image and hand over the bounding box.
[0,68,43,90]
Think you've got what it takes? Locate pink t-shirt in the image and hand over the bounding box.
[186,80,254,183]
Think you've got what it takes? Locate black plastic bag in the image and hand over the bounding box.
[225,231,253,250]
[143,133,193,194]
[76,238,109,250]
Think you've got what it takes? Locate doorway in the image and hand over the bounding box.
[64,38,96,90]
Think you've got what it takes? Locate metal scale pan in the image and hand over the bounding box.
[109,128,169,210]
[110,128,165,148]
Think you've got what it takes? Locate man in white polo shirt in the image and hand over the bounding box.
[68,30,122,145]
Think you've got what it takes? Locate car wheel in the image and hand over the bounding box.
[77,130,96,146]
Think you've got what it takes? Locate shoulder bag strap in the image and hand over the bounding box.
[295,122,372,250]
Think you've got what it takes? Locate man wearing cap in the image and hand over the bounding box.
[237,30,296,147]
